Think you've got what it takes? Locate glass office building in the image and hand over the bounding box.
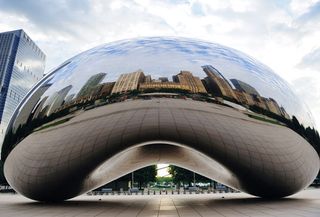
[0,29,45,147]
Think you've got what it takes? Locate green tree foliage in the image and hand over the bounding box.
[156,176,173,183]
[134,165,157,189]
[97,165,157,191]
[168,165,211,187]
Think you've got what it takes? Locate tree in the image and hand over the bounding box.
[97,165,157,191]
[134,165,157,189]
[168,165,211,188]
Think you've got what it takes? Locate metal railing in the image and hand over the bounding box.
[87,188,240,196]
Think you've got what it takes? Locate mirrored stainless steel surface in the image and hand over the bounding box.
[1,37,319,201]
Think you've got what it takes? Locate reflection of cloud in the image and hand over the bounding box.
[35,37,314,128]
[292,76,320,128]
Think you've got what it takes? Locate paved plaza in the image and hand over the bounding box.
[0,189,319,217]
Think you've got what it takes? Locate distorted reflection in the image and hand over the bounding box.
[3,61,319,159]
[1,37,319,201]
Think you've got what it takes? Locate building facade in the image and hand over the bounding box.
[0,29,45,145]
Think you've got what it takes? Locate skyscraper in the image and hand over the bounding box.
[0,29,46,143]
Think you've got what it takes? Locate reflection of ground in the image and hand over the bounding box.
[37,98,282,133]
[0,189,319,217]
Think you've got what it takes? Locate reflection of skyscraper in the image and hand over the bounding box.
[111,70,145,94]
[145,75,152,83]
[64,94,75,104]
[252,95,268,110]
[90,82,115,97]
[45,85,73,116]
[12,83,51,133]
[77,73,106,98]
[0,29,45,142]
[202,65,237,100]
[159,77,169,82]
[99,82,115,96]
[172,71,207,93]
[230,79,260,96]
[32,96,48,120]
[264,98,282,116]
[233,89,254,106]
[280,106,290,119]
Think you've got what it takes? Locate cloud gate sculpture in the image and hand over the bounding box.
[1,37,319,201]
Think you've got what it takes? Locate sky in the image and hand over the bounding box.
[0,0,319,127]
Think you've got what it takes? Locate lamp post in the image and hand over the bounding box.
[193,172,196,186]
[131,171,134,188]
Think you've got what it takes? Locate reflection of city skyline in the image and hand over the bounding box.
[33,64,290,122]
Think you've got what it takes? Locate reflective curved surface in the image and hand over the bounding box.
[1,37,319,201]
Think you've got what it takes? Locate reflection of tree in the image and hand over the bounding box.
[200,65,291,120]
[1,104,70,160]
[251,106,320,158]
[288,117,320,180]
[2,66,320,187]
[289,116,320,155]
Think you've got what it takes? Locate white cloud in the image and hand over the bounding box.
[0,0,320,128]
[290,0,318,15]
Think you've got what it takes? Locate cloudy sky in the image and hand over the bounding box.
[0,0,320,127]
